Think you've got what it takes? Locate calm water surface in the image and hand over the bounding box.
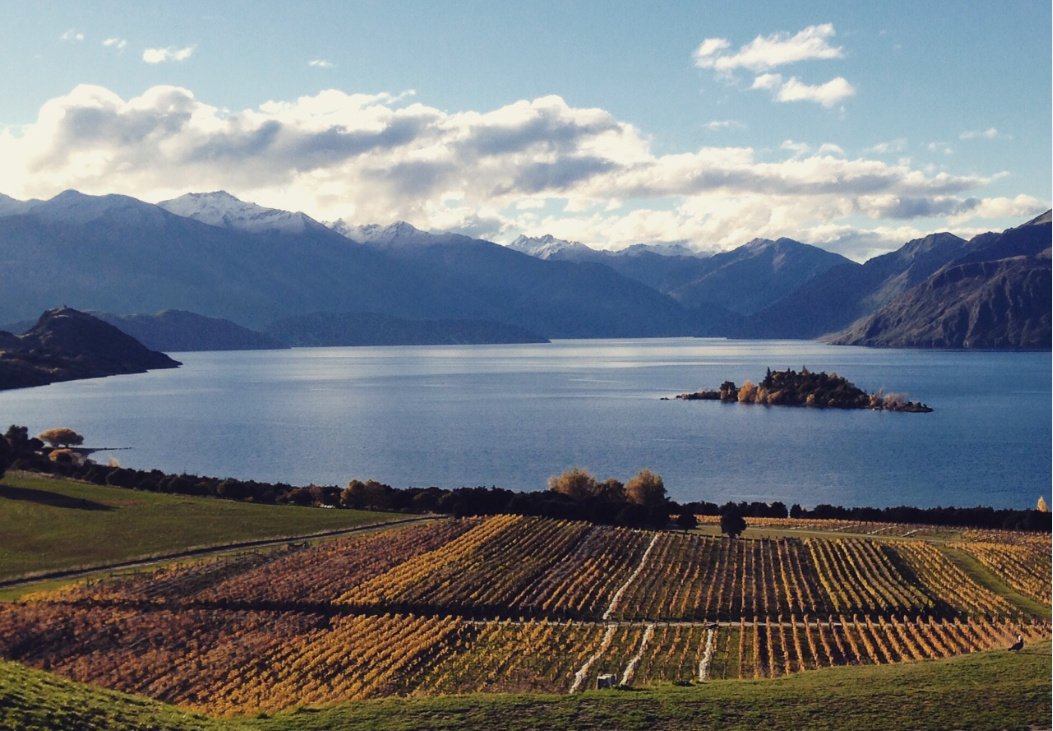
[1,339,1048,509]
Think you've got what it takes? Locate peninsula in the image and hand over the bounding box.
[673,367,933,412]
[0,307,180,391]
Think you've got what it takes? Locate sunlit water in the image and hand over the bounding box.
[1,339,1048,509]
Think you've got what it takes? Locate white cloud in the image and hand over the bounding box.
[103,37,128,51]
[694,23,843,72]
[780,139,811,156]
[703,120,744,131]
[60,29,85,42]
[960,127,1008,140]
[926,141,954,155]
[868,138,908,154]
[818,143,845,156]
[142,46,194,64]
[753,75,854,107]
[308,59,334,68]
[698,25,854,108]
[0,83,1040,261]
[947,194,1047,223]
[773,76,854,107]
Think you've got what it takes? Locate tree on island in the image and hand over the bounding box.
[37,427,84,449]
[720,508,747,538]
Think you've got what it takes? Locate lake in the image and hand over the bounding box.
[0,339,1048,510]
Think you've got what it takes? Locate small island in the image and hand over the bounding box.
[672,367,932,412]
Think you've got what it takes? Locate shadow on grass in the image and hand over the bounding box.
[0,484,113,511]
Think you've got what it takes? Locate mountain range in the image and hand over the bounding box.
[0,190,1048,350]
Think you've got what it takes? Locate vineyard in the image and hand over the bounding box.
[0,515,1048,716]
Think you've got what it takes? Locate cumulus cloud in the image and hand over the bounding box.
[0,83,1041,260]
[60,29,85,42]
[142,46,194,64]
[697,24,854,108]
[753,74,854,107]
[308,59,334,68]
[103,37,128,51]
[694,23,843,72]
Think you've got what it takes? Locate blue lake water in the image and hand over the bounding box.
[0,339,1049,510]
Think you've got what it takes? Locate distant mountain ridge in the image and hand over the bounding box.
[509,233,850,316]
[0,189,1047,350]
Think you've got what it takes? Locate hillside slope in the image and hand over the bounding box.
[747,232,973,338]
[829,216,1052,349]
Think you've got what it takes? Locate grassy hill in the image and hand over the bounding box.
[0,471,402,583]
[1,642,1049,731]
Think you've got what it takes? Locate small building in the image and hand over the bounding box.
[597,673,616,689]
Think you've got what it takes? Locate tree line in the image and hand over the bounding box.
[2,424,1047,533]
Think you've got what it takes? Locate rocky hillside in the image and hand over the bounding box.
[0,308,180,391]
[827,214,1051,349]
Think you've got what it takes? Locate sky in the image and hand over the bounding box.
[0,1,1049,260]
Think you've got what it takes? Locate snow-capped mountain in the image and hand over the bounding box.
[328,219,460,248]
[507,234,597,260]
[509,234,706,261]
[158,191,324,234]
[619,242,708,258]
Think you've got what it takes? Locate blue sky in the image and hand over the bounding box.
[1,1,1049,259]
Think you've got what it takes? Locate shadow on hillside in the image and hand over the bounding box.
[0,484,113,511]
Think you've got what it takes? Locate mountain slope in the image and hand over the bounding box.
[508,234,849,316]
[0,191,487,329]
[747,232,972,338]
[337,222,712,338]
[98,310,289,352]
[0,192,725,339]
[828,217,1052,349]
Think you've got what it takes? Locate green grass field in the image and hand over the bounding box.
[1,642,1049,731]
[0,471,402,583]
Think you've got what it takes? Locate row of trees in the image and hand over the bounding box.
[3,424,1048,533]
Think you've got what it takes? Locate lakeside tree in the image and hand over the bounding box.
[0,431,11,478]
[38,427,84,449]
[720,509,747,539]
[548,467,599,501]
[625,469,667,507]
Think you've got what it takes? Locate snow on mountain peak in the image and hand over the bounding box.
[508,234,595,259]
[158,191,319,234]
[327,219,432,245]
